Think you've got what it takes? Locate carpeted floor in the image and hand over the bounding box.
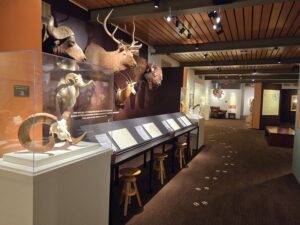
[111,119,300,225]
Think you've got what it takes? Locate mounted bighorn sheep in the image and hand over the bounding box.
[115,72,137,107]
[18,111,85,153]
[43,16,86,62]
[55,73,95,112]
[85,9,142,73]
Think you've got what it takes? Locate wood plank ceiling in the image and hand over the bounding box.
[72,0,300,80]
[73,0,151,10]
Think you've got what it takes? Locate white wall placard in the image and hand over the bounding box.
[95,133,117,151]
[180,116,192,126]
[166,119,181,131]
[135,125,151,141]
[109,128,138,150]
[162,120,173,131]
[177,117,187,127]
[142,122,162,138]
[262,89,280,116]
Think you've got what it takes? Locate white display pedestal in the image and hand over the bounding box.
[0,142,112,225]
[188,114,205,149]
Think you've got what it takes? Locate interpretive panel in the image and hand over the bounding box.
[109,128,137,150]
[262,90,280,116]
[162,120,173,132]
[135,125,151,141]
[95,134,117,151]
[177,117,187,127]
[166,119,181,131]
[143,122,162,138]
[180,116,192,126]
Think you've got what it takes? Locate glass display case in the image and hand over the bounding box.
[0,51,114,174]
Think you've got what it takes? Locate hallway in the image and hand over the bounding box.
[122,119,300,225]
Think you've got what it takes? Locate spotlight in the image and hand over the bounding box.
[213,24,217,30]
[179,27,185,34]
[195,43,200,50]
[154,0,159,8]
[166,16,172,22]
[277,58,281,64]
[252,69,257,75]
[208,10,221,24]
[187,33,192,40]
[203,53,208,58]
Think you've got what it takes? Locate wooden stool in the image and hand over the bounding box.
[176,142,187,169]
[119,168,142,216]
[154,153,168,185]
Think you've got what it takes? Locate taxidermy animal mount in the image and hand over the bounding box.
[144,64,163,90]
[18,111,85,153]
[43,15,86,62]
[115,72,137,107]
[55,73,95,112]
[85,9,142,73]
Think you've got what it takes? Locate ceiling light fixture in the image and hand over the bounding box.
[187,33,192,40]
[277,58,282,64]
[179,27,185,34]
[252,69,257,75]
[166,7,172,22]
[195,43,200,50]
[154,0,160,8]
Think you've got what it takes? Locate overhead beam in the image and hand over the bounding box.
[154,37,300,54]
[238,80,298,84]
[90,0,292,23]
[181,58,300,67]
[195,68,299,75]
[204,74,299,80]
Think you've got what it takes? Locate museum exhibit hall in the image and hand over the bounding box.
[1,0,300,225]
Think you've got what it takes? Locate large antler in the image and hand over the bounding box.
[129,21,142,51]
[97,9,121,45]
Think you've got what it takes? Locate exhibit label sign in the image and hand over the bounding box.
[109,128,137,150]
[262,89,280,116]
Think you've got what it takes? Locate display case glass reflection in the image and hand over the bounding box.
[0,51,114,174]
[291,95,297,112]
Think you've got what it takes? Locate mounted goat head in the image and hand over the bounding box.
[43,16,86,62]
[115,72,137,107]
[85,9,142,73]
[144,64,163,90]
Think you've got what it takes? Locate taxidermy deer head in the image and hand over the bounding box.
[85,9,142,73]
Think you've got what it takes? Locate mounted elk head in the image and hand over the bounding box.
[85,9,142,73]
[144,64,163,90]
[43,16,86,62]
[115,72,137,107]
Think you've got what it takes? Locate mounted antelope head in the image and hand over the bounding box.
[85,9,142,73]
[115,72,137,107]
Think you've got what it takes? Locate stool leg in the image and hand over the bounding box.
[179,148,183,169]
[160,161,164,185]
[183,149,186,165]
[133,181,142,207]
[119,180,124,205]
[124,182,130,216]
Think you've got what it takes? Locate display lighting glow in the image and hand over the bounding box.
[166,16,172,22]
[154,0,160,8]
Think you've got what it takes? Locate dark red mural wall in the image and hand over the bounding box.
[113,67,184,120]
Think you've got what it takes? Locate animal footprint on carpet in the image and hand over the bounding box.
[204,186,210,190]
[193,202,200,206]
[201,201,208,205]
[205,176,210,180]
[195,187,201,191]
[212,177,218,180]
[216,170,220,173]
[222,170,228,173]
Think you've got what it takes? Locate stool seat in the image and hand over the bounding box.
[154,153,168,160]
[176,142,187,147]
[119,168,141,177]
[119,167,142,216]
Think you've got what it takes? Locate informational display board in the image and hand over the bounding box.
[95,133,117,151]
[166,119,181,131]
[142,122,162,138]
[135,125,151,141]
[262,90,280,116]
[109,128,138,150]
[162,120,173,131]
[177,117,187,127]
[180,116,192,126]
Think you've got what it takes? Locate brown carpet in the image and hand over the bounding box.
[111,119,300,225]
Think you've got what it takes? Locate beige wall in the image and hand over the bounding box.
[252,83,262,129]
